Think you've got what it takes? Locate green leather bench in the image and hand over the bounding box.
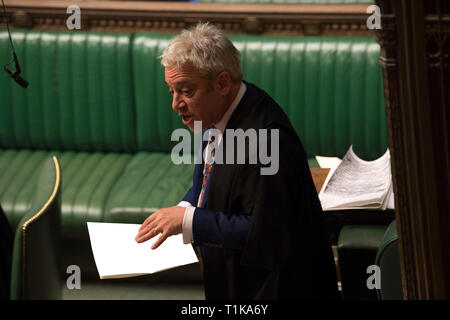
[337,224,387,299]
[10,156,61,300]
[0,30,387,298]
[375,220,402,300]
[337,221,402,300]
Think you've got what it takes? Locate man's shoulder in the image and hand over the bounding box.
[231,82,307,161]
[236,82,295,132]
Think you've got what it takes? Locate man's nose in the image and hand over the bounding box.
[172,93,185,111]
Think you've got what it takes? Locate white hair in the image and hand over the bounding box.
[160,22,243,82]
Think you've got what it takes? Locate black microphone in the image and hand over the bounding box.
[1,0,29,88]
[4,53,29,88]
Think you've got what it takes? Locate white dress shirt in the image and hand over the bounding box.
[178,82,247,244]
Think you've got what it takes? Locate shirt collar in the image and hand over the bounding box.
[213,81,246,133]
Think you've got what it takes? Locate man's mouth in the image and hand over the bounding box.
[181,114,192,125]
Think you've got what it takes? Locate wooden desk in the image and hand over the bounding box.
[310,167,395,245]
[310,167,330,194]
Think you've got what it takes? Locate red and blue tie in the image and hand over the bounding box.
[198,135,216,207]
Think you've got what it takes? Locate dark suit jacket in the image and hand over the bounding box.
[182,82,338,299]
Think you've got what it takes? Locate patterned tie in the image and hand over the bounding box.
[198,134,216,207]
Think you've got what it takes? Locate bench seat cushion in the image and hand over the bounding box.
[103,152,193,224]
[0,150,193,241]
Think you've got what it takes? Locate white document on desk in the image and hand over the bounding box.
[87,222,198,279]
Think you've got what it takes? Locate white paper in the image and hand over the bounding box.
[315,156,342,170]
[319,146,394,211]
[386,185,395,210]
[315,155,342,194]
[87,222,198,279]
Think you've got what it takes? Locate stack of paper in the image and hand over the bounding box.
[87,222,198,279]
[317,146,395,211]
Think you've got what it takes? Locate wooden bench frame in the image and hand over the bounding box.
[1,0,375,36]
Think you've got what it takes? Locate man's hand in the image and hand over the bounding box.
[135,206,185,249]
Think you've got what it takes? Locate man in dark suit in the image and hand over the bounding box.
[135,23,338,299]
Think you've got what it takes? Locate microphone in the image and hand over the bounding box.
[4,53,29,88]
[1,0,29,88]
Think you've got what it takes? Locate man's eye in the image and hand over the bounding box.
[182,90,192,96]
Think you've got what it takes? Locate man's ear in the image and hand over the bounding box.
[216,71,232,95]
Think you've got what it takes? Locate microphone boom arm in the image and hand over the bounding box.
[1,0,29,88]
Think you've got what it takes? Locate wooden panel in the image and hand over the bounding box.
[376,0,450,299]
[0,0,376,36]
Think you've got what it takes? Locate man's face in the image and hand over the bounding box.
[165,64,224,132]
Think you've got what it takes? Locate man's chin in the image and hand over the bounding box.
[184,119,213,132]
[187,124,195,132]
[187,120,204,132]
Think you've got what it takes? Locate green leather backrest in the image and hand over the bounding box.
[132,34,181,153]
[1,30,387,159]
[236,36,387,159]
[133,33,387,159]
[10,156,61,300]
[0,30,137,153]
[375,220,403,300]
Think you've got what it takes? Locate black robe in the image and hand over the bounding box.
[200,82,339,299]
